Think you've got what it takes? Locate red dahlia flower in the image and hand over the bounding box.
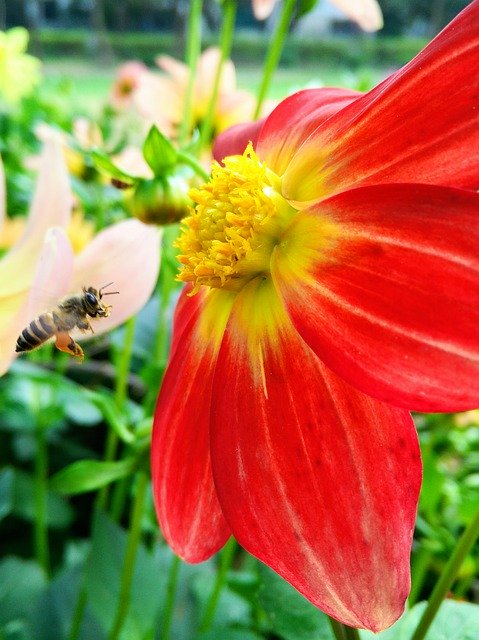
[152,1,479,631]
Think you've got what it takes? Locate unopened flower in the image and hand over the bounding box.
[0,27,41,105]
[0,141,161,375]
[152,2,479,632]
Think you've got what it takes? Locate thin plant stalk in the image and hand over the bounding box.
[160,554,181,640]
[343,626,361,640]
[253,0,296,119]
[328,617,361,640]
[198,537,236,632]
[68,589,88,640]
[329,618,346,640]
[33,419,50,576]
[96,316,136,511]
[108,471,150,640]
[198,0,237,150]
[411,505,479,640]
[179,0,203,145]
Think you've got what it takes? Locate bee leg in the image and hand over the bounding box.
[55,332,84,361]
[77,319,94,334]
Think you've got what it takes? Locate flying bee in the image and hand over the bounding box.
[15,283,119,361]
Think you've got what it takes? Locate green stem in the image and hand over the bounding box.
[328,617,361,640]
[160,554,181,640]
[411,506,479,640]
[328,618,346,640]
[177,150,209,181]
[409,546,433,607]
[253,0,296,119]
[198,537,236,632]
[344,626,361,640]
[68,588,88,640]
[179,0,203,145]
[96,317,136,511]
[198,0,237,149]
[34,420,50,576]
[108,471,149,640]
[114,316,137,409]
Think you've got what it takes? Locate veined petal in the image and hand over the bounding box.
[69,219,161,336]
[256,88,360,177]
[19,140,72,246]
[213,88,359,167]
[283,1,479,204]
[273,184,479,412]
[0,228,73,375]
[213,118,265,162]
[197,47,237,98]
[0,140,72,298]
[0,155,5,235]
[152,286,235,561]
[210,277,420,632]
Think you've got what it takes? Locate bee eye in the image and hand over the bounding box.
[86,292,97,305]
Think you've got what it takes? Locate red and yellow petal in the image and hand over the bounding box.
[151,286,235,562]
[273,183,479,412]
[256,87,360,177]
[213,88,360,173]
[283,1,479,204]
[210,277,420,632]
[213,118,265,162]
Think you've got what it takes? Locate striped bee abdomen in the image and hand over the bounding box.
[15,313,56,353]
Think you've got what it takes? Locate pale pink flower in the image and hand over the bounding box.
[0,141,161,375]
[253,0,383,32]
[133,47,259,140]
[110,60,149,109]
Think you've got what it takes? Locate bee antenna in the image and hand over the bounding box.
[99,282,120,298]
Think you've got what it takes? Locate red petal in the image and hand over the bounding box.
[257,88,360,176]
[213,118,265,162]
[212,87,359,168]
[273,184,479,412]
[210,278,420,632]
[151,287,234,561]
[283,2,479,204]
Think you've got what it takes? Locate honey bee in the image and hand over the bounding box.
[15,283,119,361]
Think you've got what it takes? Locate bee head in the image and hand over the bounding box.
[83,284,119,318]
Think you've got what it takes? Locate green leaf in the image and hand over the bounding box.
[297,0,319,19]
[8,468,73,529]
[90,151,138,184]
[142,125,178,175]
[50,458,137,495]
[360,600,479,639]
[84,512,171,640]
[86,391,134,444]
[0,469,14,521]
[192,571,253,629]
[0,557,46,630]
[195,631,262,640]
[257,565,333,640]
[29,565,106,640]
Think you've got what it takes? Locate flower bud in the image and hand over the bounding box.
[128,169,196,225]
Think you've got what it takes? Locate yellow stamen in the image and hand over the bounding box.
[176,143,295,294]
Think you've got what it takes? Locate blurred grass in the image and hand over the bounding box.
[41,58,386,113]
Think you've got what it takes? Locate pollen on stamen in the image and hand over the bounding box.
[175,142,290,294]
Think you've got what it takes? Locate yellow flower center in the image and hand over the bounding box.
[176,143,295,294]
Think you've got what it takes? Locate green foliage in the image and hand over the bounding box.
[1,12,478,640]
[36,29,428,69]
[360,600,479,639]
